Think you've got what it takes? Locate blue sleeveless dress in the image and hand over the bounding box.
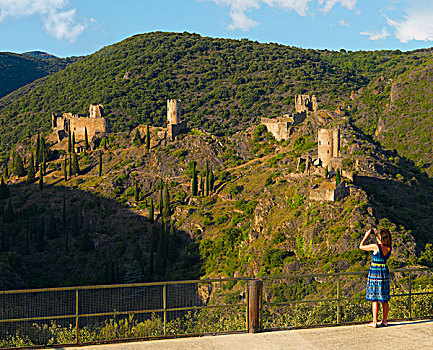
[366,244,391,302]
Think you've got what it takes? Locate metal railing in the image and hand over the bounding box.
[0,268,432,349]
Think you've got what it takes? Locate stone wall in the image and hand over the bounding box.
[89,104,104,119]
[310,180,347,202]
[295,94,318,113]
[167,120,187,140]
[69,116,108,141]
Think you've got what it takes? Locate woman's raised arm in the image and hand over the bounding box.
[359,229,378,252]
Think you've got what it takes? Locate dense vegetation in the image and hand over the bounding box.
[1,32,432,159]
[0,52,79,99]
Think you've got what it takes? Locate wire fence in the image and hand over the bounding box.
[0,268,432,349]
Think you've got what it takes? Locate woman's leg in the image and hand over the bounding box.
[382,302,389,323]
[372,301,379,323]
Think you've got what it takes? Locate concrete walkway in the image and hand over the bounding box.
[51,320,433,350]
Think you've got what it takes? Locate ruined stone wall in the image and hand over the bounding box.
[167,99,181,124]
[167,120,187,140]
[260,117,294,141]
[69,117,108,141]
[295,94,318,113]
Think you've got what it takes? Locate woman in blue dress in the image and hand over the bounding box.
[359,228,392,328]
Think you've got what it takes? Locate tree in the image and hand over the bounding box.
[159,180,164,218]
[200,176,205,196]
[14,153,24,177]
[70,205,80,237]
[68,132,72,153]
[192,161,198,196]
[133,129,142,147]
[163,185,170,218]
[84,127,89,151]
[4,162,8,179]
[149,198,154,223]
[325,166,329,178]
[124,259,144,283]
[146,124,150,151]
[209,164,214,192]
[0,178,9,200]
[62,193,66,227]
[206,161,210,196]
[98,152,103,176]
[80,230,94,252]
[72,132,76,150]
[39,164,43,191]
[64,157,68,181]
[335,169,341,186]
[68,153,72,177]
[72,152,79,176]
[134,182,140,202]
[42,155,46,174]
[27,154,35,184]
[36,134,42,165]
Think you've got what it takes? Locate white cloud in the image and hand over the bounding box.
[339,19,349,26]
[206,0,357,30]
[318,0,356,13]
[386,7,433,43]
[0,0,91,42]
[360,27,390,41]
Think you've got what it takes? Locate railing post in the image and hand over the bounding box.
[163,283,167,336]
[408,271,412,320]
[75,288,79,345]
[245,280,250,332]
[336,272,341,324]
[248,279,262,333]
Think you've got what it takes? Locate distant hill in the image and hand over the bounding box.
[0,51,81,100]
[1,32,430,159]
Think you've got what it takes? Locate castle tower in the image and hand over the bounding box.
[167,99,181,125]
[311,95,318,111]
[89,104,104,119]
[318,128,340,168]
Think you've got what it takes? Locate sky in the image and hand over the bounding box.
[1,0,433,57]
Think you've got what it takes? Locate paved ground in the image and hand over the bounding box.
[52,319,433,350]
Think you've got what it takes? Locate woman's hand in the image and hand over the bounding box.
[359,229,379,252]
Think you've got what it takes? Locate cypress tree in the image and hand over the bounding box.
[27,154,35,184]
[64,157,68,181]
[124,259,144,283]
[14,153,24,177]
[84,127,89,151]
[149,198,154,223]
[209,164,214,192]
[134,182,140,202]
[192,161,198,196]
[206,161,210,196]
[163,185,170,219]
[68,132,72,154]
[36,134,41,165]
[325,166,329,178]
[4,162,8,179]
[39,164,43,191]
[200,177,205,196]
[335,169,341,186]
[159,180,164,218]
[146,124,150,151]
[72,152,79,176]
[133,129,142,147]
[72,132,76,150]
[99,152,103,176]
[0,178,9,199]
[42,155,46,174]
[68,153,72,177]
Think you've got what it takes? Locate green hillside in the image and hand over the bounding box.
[0,52,80,100]
[0,32,430,159]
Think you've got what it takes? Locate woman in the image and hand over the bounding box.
[359,228,392,328]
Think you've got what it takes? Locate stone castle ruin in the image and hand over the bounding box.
[260,94,317,141]
[52,104,108,144]
[166,99,187,140]
[317,128,341,170]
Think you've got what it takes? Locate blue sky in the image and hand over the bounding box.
[1,0,433,57]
